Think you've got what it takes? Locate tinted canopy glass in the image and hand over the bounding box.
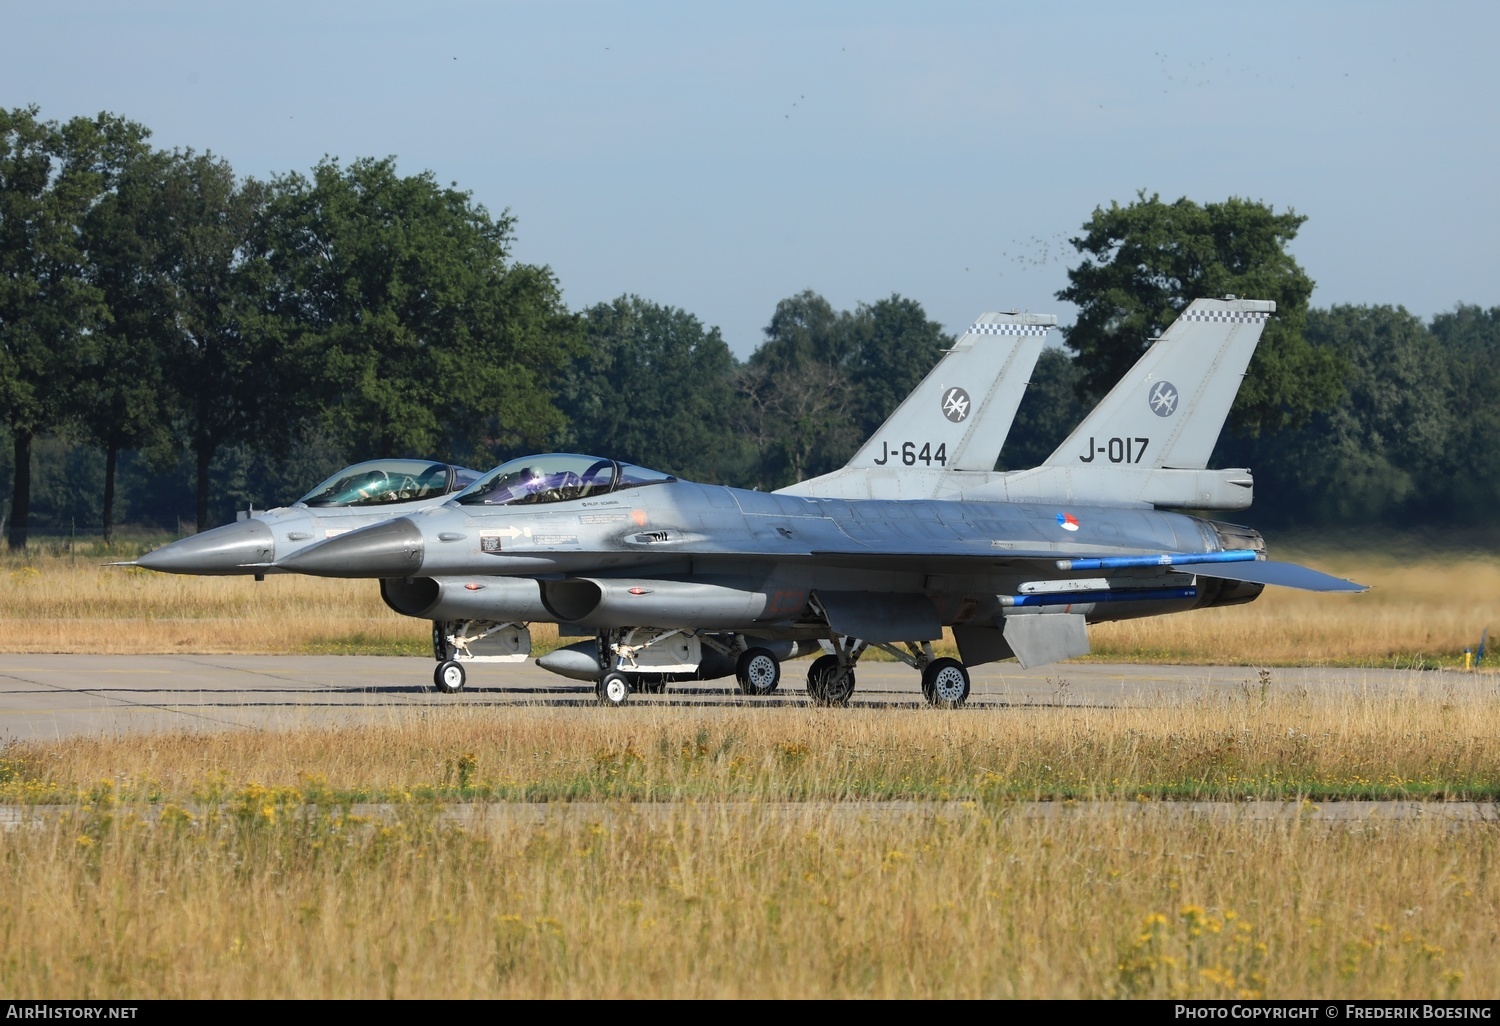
[297,460,464,508]
[454,453,675,507]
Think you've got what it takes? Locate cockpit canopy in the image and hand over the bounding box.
[454,453,676,507]
[298,460,480,508]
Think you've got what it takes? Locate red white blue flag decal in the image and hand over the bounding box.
[1056,512,1080,532]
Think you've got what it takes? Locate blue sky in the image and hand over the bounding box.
[4,1,1495,355]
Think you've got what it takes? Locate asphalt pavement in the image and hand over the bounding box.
[0,654,1471,740]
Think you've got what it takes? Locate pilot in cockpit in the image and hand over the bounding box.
[353,470,393,502]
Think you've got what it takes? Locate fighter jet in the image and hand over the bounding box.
[127,309,1054,689]
[277,298,1366,705]
[491,309,1060,692]
[129,459,480,577]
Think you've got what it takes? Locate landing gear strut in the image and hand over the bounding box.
[428,619,531,693]
[806,638,864,706]
[867,640,972,708]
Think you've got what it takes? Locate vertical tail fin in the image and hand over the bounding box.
[844,311,1055,471]
[1045,298,1274,470]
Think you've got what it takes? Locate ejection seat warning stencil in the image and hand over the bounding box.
[480,534,503,553]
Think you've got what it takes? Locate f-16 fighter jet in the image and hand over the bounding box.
[128,459,480,576]
[276,309,1056,691]
[276,298,1365,705]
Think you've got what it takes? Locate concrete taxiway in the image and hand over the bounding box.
[0,654,1473,740]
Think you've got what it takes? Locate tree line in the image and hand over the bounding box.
[3,109,1498,546]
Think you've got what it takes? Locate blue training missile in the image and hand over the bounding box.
[1055,549,1259,571]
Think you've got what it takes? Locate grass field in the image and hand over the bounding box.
[2,532,1496,666]
[3,679,1498,805]
[1,685,1497,998]
[1,797,1492,999]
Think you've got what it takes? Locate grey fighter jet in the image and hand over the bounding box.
[440,308,1057,689]
[277,298,1366,705]
[129,459,480,577]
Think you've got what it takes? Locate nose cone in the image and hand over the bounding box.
[276,517,424,578]
[136,520,276,575]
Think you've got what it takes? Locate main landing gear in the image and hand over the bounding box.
[735,647,782,697]
[806,640,862,706]
[804,636,972,708]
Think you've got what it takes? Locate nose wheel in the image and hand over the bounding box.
[596,671,631,706]
[433,659,467,693]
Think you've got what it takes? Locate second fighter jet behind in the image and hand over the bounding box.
[131,459,479,576]
[276,298,1366,705]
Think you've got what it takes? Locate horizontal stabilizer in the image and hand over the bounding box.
[1190,560,1367,593]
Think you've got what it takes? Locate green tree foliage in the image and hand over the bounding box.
[995,347,1089,471]
[0,106,149,548]
[846,295,954,437]
[1429,305,1500,517]
[737,290,950,488]
[1057,192,1344,438]
[1222,305,1455,527]
[263,157,578,470]
[78,147,179,539]
[738,291,860,487]
[557,296,749,481]
[147,152,285,532]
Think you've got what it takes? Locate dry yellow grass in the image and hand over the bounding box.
[0,553,563,656]
[0,536,1496,664]
[6,680,1498,804]
[1,794,1493,998]
[2,615,1497,998]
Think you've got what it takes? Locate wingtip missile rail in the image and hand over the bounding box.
[1055,549,1260,572]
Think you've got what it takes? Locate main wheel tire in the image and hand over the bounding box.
[807,654,855,707]
[433,659,466,694]
[736,647,781,696]
[596,671,631,706]
[637,675,668,695]
[806,654,837,702]
[921,657,971,708]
